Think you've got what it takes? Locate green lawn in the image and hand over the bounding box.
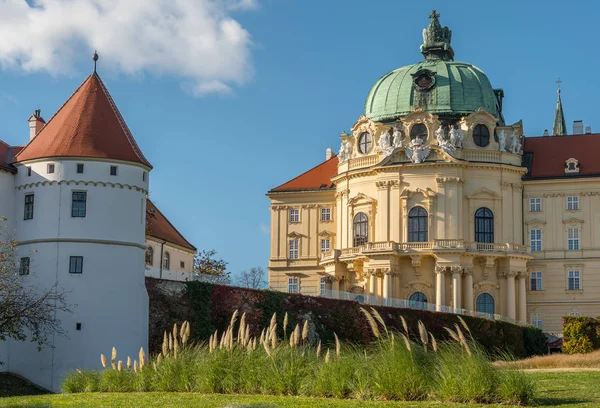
[1,371,600,408]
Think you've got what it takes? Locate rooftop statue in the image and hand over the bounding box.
[449,127,463,148]
[405,135,431,163]
[498,130,507,152]
[420,10,454,60]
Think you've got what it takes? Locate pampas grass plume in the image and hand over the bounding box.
[360,307,380,338]
[334,333,341,357]
[302,320,309,342]
[100,354,107,368]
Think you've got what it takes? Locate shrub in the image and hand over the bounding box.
[563,317,600,354]
[64,310,536,405]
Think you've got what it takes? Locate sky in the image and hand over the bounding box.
[0,0,599,281]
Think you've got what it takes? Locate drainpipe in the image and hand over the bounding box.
[159,241,165,279]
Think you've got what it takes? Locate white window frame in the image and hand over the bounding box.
[288,240,299,259]
[530,229,542,252]
[320,239,330,253]
[531,313,543,329]
[568,312,581,317]
[529,197,542,212]
[288,277,299,293]
[567,227,580,250]
[47,164,55,174]
[530,271,543,291]
[568,270,581,291]
[320,277,326,296]
[567,195,579,210]
[289,208,300,223]
[320,207,331,222]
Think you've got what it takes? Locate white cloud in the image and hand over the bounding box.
[259,224,269,234]
[0,0,256,95]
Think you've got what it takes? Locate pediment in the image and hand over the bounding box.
[563,217,584,225]
[467,187,500,200]
[525,219,546,226]
[318,230,335,238]
[287,231,305,239]
[348,192,376,206]
[400,187,436,199]
[463,107,498,127]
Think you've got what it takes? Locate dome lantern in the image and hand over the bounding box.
[420,10,454,61]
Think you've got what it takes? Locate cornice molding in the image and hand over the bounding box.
[15,179,147,193]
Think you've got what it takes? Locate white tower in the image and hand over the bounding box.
[5,59,152,391]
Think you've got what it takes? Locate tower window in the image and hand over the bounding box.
[110,165,118,176]
[24,193,34,220]
[353,212,369,246]
[408,206,428,242]
[69,256,83,274]
[475,207,494,243]
[473,124,490,147]
[26,167,32,177]
[76,323,82,331]
[76,163,84,174]
[358,132,372,153]
[19,257,30,275]
[72,192,87,218]
[47,164,55,174]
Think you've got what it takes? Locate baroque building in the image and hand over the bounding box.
[267,11,598,334]
[0,56,194,391]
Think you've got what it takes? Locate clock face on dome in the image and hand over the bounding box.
[412,69,436,92]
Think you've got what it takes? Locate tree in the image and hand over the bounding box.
[193,249,231,284]
[236,266,266,289]
[0,219,71,352]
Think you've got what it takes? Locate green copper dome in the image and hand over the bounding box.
[364,11,499,123]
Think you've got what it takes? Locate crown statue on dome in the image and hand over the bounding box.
[420,10,454,61]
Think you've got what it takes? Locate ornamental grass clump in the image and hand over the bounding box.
[62,311,535,405]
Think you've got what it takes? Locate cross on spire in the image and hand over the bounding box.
[556,77,563,91]
[429,10,440,20]
[93,50,99,73]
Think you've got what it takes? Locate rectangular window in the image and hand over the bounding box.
[530,271,543,291]
[289,240,299,259]
[529,197,542,212]
[69,256,83,274]
[530,229,542,252]
[47,164,55,174]
[26,167,32,177]
[288,277,299,293]
[320,239,330,252]
[180,261,185,269]
[289,208,299,223]
[320,277,326,296]
[568,270,581,290]
[567,227,580,250]
[76,163,84,174]
[110,165,118,176]
[567,196,579,210]
[531,313,543,329]
[24,194,34,220]
[568,312,581,317]
[320,207,331,221]
[143,172,147,181]
[71,192,87,217]
[19,257,30,275]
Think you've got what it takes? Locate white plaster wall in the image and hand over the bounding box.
[0,170,14,371]
[4,159,149,391]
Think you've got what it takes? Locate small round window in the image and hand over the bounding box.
[473,124,490,147]
[410,124,428,141]
[358,132,372,154]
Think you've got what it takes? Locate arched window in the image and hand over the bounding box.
[473,124,490,147]
[353,212,369,247]
[475,207,494,243]
[409,292,427,309]
[145,246,154,266]
[410,124,428,141]
[408,206,428,242]
[163,252,170,270]
[476,293,495,315]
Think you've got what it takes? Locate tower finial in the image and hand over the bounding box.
[420,11,454,61]
[93,50,99,73]
[552,79,567,136]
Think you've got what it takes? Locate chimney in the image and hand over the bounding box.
[28,109,45,141]
[573,120,583,135]
[325,147,333,160]
[585,126,592,134]
[543,129,549,136]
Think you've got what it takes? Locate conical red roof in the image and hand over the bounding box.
[16,73,152,168]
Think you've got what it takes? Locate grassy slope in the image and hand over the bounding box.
[1,372,600,408]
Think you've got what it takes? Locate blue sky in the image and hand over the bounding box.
[0,0,599,280]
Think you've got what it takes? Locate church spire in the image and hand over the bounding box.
[420,10,454,61]
[552,79,567,136]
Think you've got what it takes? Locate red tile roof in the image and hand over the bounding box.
[0,141,23,174]
[270,155,338,192]
[523,134,600,178]
[15,73,152,168]
[146,199,196,251]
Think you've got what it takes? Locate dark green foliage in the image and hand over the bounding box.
[146,277,542,358]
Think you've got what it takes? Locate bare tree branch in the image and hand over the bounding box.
[236,266,266,289]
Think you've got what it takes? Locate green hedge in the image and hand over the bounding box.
[562,316,600,354]
[146,278,546,358]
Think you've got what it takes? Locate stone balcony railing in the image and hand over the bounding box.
[320,239,530,263]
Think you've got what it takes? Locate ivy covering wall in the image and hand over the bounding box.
[146,278,547,358]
